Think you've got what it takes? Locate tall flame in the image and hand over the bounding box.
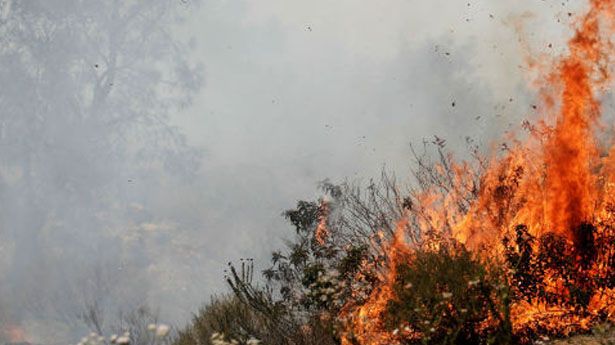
[340,0,615,343]
[446,0,615,252]
[340,219,411,345]
[534,0,610,242]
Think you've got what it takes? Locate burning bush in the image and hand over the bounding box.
[503,222,615,341]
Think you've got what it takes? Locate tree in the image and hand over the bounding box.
[0,0,202,339]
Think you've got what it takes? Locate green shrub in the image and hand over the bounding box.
[385,242,513,345]
[174,294,266,345]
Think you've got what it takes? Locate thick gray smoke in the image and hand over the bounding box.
[0,0,590,343]
[0,1,203,342]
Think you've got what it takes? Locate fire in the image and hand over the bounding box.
[340,219,412,345]
[315,200,330,246]
[541,0,604,242]
[2,324,26,343]
[339,0,615,343]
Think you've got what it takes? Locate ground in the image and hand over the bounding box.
[548,325,614,345]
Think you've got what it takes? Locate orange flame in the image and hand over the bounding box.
[2,324,26,343]
[341,219,411,345]
[459,0,615,249]
[315,200,330,246]
[340,1,615,343]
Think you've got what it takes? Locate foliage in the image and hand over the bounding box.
[224,257,340,345]
[174,141,491,345]
[386,241,513,345]
[172,291,337,345]
[262,186,375,313]
[174,141,612,345]
[80,303,172,345]
[174,294,265,345]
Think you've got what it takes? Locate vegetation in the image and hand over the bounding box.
[71,142,611,345]
[167,140,613,345]
[174,295,267,345]
[386,243,513,345]
[168,143,518,345]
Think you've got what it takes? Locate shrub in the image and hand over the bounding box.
[385,241,513,345]
[173,294,265,345]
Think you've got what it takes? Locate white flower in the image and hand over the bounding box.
[246,337,261,345]
[155,324,170,338]
[116,335,130,344]
[442,292,453,299]
[211,332,236,345]
[147,323,157,332]
[467,279,480,287]
[326,269,339,277]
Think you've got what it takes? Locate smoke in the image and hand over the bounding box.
[0,0,203,342]
[177,0,588,265]
[0,0,591,343]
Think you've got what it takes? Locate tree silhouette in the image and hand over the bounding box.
[0,0,202,339]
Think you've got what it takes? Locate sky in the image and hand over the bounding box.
[0,0,596,342]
